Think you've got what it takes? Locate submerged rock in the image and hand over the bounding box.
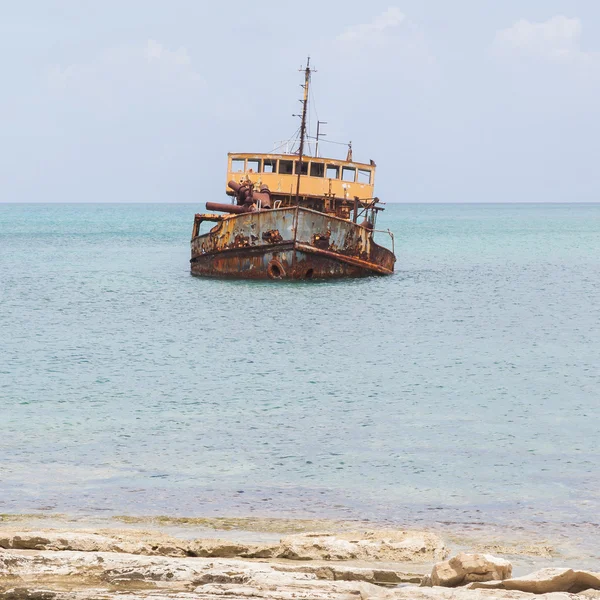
[473,543,555,558]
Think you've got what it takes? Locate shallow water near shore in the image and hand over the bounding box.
[1,203,599,559]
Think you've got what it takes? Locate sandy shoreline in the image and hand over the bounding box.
[1,514,599,599]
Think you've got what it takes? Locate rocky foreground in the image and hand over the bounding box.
[0,528,599,599]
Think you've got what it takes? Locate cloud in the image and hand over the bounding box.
[337,7,406,43]
[144,39,192,67]
[47,40,204,110]
[493,15,597,66]
[333,6,434,73]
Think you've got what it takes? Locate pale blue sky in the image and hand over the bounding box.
[2,0,599,203]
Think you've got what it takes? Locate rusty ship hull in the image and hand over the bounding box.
[190,207,395,280]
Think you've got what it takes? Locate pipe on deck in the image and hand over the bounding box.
[205,202,254,214]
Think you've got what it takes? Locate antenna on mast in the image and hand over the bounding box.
[295,57,314,205]
[315,120,327,158]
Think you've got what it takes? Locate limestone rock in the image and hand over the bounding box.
[6,526,600,600]
[503,568,600,594]
[0,590,57,600]
[2,547,600,600]
[278,530,448,562]
[393,591,574,600]
[0,528,446,564]
[466,580,508,590]
[0,530,279,560]
[187,538,277,558]
[1,549,30,571]
[272,563,423,586]
[0,532,126,553]
[453,553,512,582]
[429,553,512,587]
[429,560,462,587]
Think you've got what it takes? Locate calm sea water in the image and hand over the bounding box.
[1,203,598,536]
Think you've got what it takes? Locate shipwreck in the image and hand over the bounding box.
[190,59,396,280]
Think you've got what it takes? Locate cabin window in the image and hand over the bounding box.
[310,162,325,178]
[263,159,277,173]
[279,160,293,174]
[294,161,308,175]
[357,169,371,184]
[326,165,339,179]
[231,158,245,173]
[247,158,261,173]
[342,167,356,182]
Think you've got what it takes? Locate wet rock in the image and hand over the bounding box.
[429,553,512,587]
[278,530,448,562]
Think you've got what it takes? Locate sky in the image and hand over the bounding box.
[1,0,599,203]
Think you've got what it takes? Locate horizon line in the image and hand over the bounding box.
[2,201,600,206]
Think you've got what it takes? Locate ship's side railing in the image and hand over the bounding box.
[192,213,223,239]
[371,228,395,255]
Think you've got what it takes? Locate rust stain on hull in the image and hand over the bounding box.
[191,207,395,280]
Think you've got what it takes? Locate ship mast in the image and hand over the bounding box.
[295,57,312,204]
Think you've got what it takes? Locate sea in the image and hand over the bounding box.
[1,203,598,548]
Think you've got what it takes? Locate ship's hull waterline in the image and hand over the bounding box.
[190,207,395,280]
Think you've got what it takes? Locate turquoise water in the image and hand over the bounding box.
[1,203,598,536]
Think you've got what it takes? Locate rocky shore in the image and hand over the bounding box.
[0,521,598,599]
